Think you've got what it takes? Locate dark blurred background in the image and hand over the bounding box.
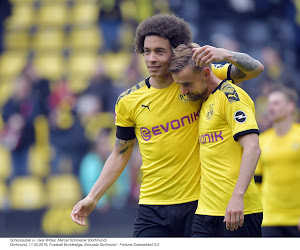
[0,0,299,237]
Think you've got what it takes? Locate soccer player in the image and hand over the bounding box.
[71,14,264,237]
[255,85,300,237]
[169,43,263,237]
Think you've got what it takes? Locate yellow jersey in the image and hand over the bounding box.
[115,64,230,205]
[196,80,263,216]
[255,123,300,226]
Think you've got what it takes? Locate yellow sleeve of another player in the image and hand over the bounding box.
[212,63,230,80]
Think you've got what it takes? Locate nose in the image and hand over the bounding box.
[148,52,156,62]
[181,87,189,95]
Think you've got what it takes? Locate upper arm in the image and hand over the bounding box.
[114,137,136,156]
[110,137,136,169]
[113,124,136,161]
[229,66,247,83]
[237,132,259,149]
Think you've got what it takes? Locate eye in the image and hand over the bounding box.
[182,83,191,87]
[156,49,165,54]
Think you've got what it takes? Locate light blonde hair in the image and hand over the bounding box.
[168,43,207,73]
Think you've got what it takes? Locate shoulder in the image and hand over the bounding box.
[217,80,253,105]
[290,123,300,138]
[293,123,300,131]
[116,79,149,105]
[216,80,241,104]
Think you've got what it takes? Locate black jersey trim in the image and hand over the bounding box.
[212,79,228,94]
[145,77,151,89]
[116,126,136,140]
[227,64,235,84]
[254,175,262,184]
[233,129,259,142]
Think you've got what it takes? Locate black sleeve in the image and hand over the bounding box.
[116,126,136,140]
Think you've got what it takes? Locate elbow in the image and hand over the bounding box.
[254,144,261,159]
[250,61,264,79]
[242,62,264,82]
[257,61,264,75]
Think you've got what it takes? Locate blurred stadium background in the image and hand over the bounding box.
[0,0,299,237]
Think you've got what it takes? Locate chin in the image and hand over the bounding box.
[188,96,201,102]
[148,72,160,77]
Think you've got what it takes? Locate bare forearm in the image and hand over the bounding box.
[191,45,263,83]
[233,138,261,197]
[227,51,264,82]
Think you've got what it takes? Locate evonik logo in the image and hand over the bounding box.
[199,131,224,144]
[140,111,199,141]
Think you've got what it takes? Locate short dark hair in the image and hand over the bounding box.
[134,14,192,54]
[168,43,204,73]
[268,84,298,104]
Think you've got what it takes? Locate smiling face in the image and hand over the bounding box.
[143,35,173,79]
[172,66,208,101]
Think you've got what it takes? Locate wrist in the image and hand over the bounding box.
[87,192,99,203]
[223,49,234,62]
[231,190,245,198]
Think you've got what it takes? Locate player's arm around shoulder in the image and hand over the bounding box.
[192,45,264,83]
[71,137,135,226]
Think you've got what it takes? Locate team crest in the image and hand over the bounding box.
[178,91,189,103]
[206,104,214,120]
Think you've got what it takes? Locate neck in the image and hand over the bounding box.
[273,116,293,136]
[149,74,174,89]
[204,74,220,100]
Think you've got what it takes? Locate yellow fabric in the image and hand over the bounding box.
[196,80,263,216]
[256,124,300,226]
[211,63,230,80]
[115,64,230,205]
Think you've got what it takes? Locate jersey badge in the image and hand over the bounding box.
[206,103,214,120]
[178,91,189,103]
[234,110,247,123]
